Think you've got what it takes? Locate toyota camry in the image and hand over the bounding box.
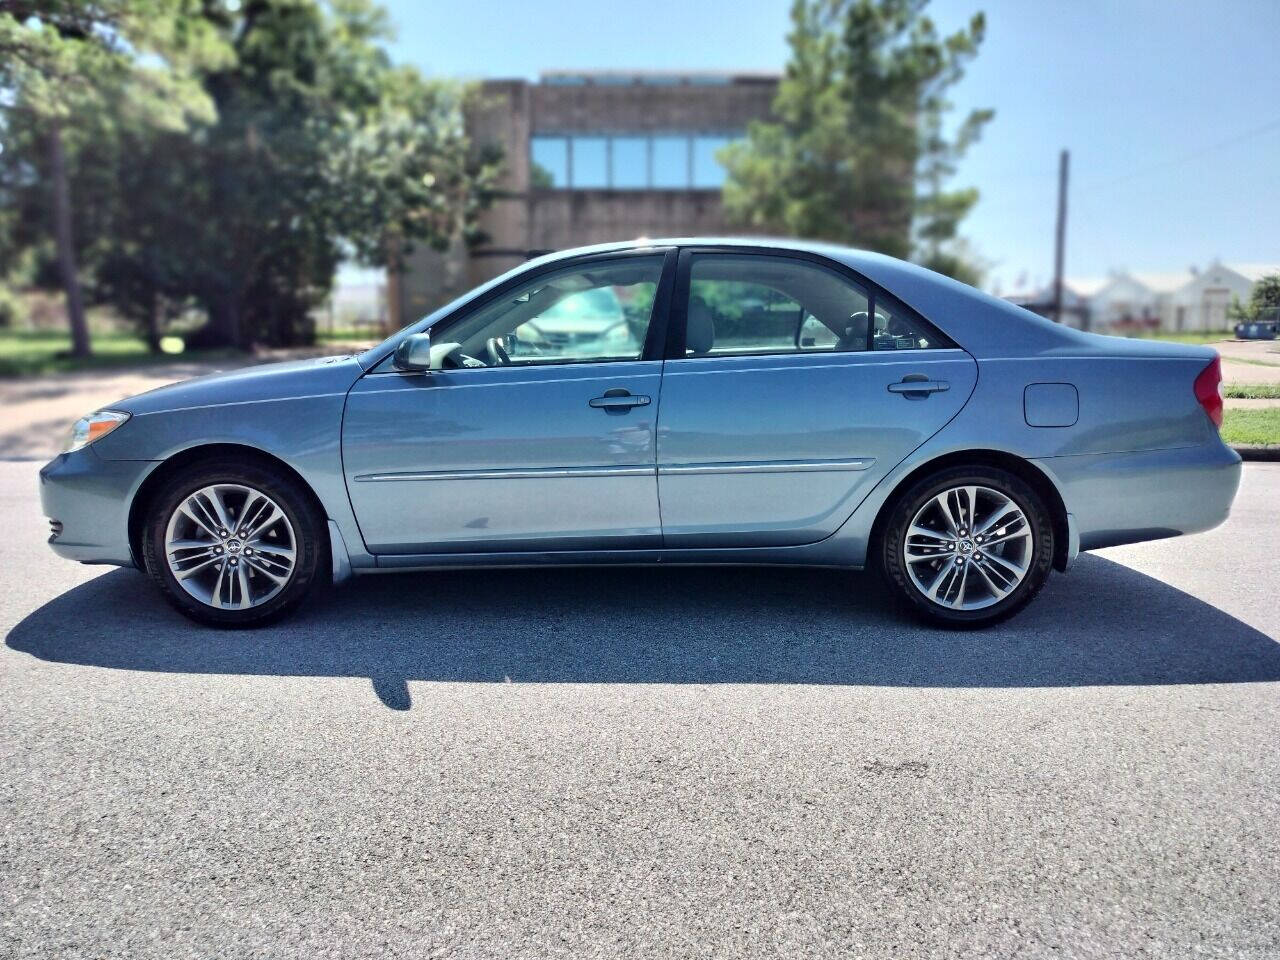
[39,238,1242,628]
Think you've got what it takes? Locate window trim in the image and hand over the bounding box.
[664,247,956,361]
[365,247,678,375]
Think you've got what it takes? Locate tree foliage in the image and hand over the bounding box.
[0,0,229,353]
[720,0,993,284]
[1246,275,1280,318]
[0,1,227,123]
[0,0,499,349]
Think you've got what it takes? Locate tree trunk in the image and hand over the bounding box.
[145,291,163,353]
[384,232,405,334]
[49,120,91,358]
[188,289,243,350]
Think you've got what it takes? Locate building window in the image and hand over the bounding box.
[529,132,741,190]
[611,136,648,189]
[651,135,689,188]
[571,136,608,188]
[692,135,732,188]
[530,136,568,188]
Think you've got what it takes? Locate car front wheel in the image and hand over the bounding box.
[142,461,324,627]
[878,465,1055,628]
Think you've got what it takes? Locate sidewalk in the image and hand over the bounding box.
[1214,337,1280,387]
[0,346,364,460]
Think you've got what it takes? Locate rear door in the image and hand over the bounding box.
[655,249,977,547]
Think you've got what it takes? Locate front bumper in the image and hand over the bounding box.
[39,448,158,567]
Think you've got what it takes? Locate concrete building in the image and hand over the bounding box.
[394,70,779,323]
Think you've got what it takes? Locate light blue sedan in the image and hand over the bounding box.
[39,239,1241,628]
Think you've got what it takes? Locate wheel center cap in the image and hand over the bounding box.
[225,538,242,554]
[958,540,973,553]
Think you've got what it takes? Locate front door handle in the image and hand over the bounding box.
[589,389,651,412]
[887,378,950,397]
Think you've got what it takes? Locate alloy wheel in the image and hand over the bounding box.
[902,484,1034,611]
[163,483,297,610]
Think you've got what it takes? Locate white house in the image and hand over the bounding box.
[1172,262,1280,331]
[1006,277,1106,329]
[1087,271,1194,331]
[1095,271,1192,330]
[1007,262,1279,332]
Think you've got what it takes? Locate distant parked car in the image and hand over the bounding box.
[40,238,1241,629]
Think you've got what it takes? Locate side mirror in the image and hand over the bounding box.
[393,331,433,372]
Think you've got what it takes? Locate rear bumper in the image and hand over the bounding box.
[1032,441,1242,552]
[39,448,158,567]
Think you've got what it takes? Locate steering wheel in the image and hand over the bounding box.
[485,337,511,367]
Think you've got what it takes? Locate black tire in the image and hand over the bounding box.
[878,465,1055,629]
[142,460,325,628]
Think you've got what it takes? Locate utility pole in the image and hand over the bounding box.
[1051,149,1070,325]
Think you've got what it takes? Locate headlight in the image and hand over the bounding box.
[66,410,130,453]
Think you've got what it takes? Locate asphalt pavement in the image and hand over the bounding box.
[2,459,1278,959]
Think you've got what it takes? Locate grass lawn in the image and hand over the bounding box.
[0,329,149,376]
[0,329,241,377]
[1221,407,1280,447]
[316,326,382,342]
[1224,383,1280,399]
[1123,330,1235,346]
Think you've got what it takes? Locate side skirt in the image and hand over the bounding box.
[361,546,862,574]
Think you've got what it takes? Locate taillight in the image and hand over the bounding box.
[1193,355,1224,429]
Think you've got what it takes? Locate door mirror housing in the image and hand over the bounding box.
[393,331,433,372]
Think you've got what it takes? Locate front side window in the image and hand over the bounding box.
[683,255,947,357]
[440,256,664,367]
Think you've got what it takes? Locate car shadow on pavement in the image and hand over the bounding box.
[7,554,1280,710]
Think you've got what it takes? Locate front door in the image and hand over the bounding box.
[342,251,672,555]
[655,251,978,547]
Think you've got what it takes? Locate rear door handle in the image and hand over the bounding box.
[887,378,950,396]
[589,389,651,411]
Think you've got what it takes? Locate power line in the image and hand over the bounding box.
[1088,115,1280,189]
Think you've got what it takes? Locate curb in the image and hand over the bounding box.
[1233,445,1280,462]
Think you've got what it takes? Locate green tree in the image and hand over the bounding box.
[1,0,497,351]
[332,65,502,329]
[720,0,993,284]
[1246,275,1280,319]
[0,0,229,355]
[135,0,496,348]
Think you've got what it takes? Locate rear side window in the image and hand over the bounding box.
[682,254,950,357]
[870,299,941,351]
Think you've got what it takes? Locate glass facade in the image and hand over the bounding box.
[529,133,742,190]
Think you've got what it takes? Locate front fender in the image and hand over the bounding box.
[92,392,374,571]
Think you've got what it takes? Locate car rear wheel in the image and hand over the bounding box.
[142,462,324,627]
[878,465,1055,628]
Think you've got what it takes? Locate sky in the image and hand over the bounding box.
[378,0,1280,293]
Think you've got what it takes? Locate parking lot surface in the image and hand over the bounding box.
[2,460,1278,958]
